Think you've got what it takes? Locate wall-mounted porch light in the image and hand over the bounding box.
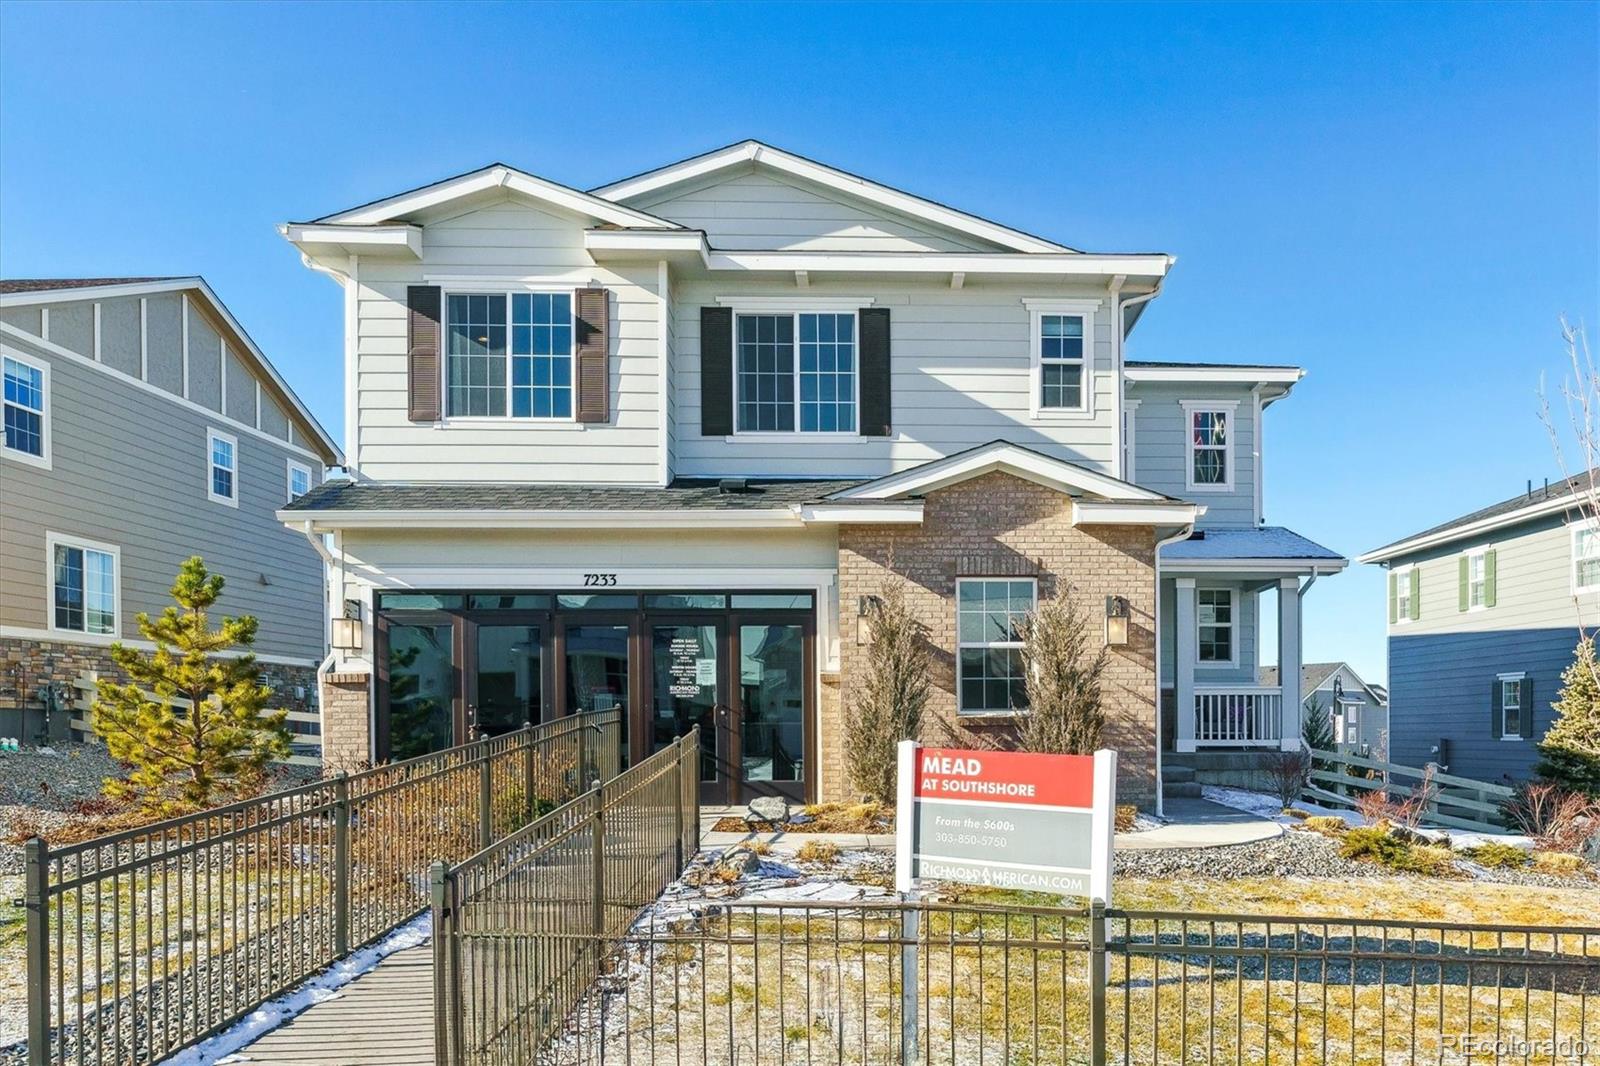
[857,594,882,646]
[1104,595,1130,647]
[331,599,364,652]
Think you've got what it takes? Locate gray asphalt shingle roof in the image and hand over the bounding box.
[1366,470,1598,558]
[1160,527,1344,561]
[0,277,180,294]
[282,478,870,513]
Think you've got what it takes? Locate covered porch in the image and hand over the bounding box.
[1160,527,1347,753]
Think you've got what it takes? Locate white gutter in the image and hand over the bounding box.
[1152,520,1196,820]
[276,502,926,531]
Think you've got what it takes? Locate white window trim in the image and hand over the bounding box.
[730,309,862,439]
[1122,398,1140,481]
[1465,548,1489,612]
[1195,586,1239,668]
[1181,399,1238,492]
[439,288,580,426]
[1496,671,1525,741]
[955,577,1037,716]
[1572,520,1600,594]
[207,427,239,508]
[1392,564,1415,626]
[45,531,120,639]
[2,349,51,469]
[1024,298,1099,421]
[286,459,313,503]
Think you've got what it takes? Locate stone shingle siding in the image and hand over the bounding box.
[834,472,1159,808]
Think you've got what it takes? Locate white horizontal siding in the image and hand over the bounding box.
[351,194,663,484]
[671,278,1119,478]
[1129,382,1257,528]
[634,166,1005,253]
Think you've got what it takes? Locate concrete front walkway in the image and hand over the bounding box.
[701,796,1281,856]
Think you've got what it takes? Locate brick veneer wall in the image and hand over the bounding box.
[320,671,373,772]
[833,471,1160,808]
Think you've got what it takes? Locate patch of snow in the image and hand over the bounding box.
[163,913,432,1066]
[1201,786,1533,849]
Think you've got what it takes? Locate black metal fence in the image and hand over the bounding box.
[431,728,701,1066]
[22,710,623,1066]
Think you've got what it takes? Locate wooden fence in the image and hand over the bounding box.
[67,671,322,767]
[1302,747,1515,833]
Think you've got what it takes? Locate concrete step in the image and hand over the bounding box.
[1163,781,1204,798]
[1160,764,1197,784]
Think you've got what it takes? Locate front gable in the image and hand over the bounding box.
[627,163,1015,253]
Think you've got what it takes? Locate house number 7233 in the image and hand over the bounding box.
[583,573,618,587]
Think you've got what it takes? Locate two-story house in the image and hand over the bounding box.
[1259,661,1389,755]
[1359,473,1598,783]
[279,141,1345,809]
[1,278,341,740]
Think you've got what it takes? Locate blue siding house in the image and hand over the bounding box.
[1359,474,1600,784]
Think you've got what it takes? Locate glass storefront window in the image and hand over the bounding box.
[644,594,727,610]
[740,623,804,783]
[377,593,463,611]
[468,593,551,611]
[731,593,813,610]
[386,622,455,760]
[557,593,639,610]
[474,625,541,734]
[565,625,630,714]
[651,623,720,782]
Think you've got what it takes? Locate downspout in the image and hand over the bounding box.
[297,520,340,683]
[1151,519,1196,820]
[1113,278,1166,480]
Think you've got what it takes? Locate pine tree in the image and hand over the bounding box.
[93,557,290,814]
[1536,637,1600,795]
[843,574,930,803]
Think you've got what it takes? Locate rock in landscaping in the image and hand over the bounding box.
[716,846,763,876]
[748,796,789,823]
[1584,828,1600,866]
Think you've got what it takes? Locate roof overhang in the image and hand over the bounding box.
[1,277,342,465]
[1163,557,1349,576]
[307,163,684,231]
[278,223,423,261]
[1358,494,1580,564]
[591,140,1074,255]
[829,440,1172,503]
[1124,365,1303,386]
[279,501,923,532]
[1072,500,1205,526]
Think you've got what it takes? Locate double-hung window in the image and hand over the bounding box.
[207,429,238,506]
[49,534,118,636]
[1025,299,1097,418]
[1183,401,1234,490]
[1197,588,1235,664]
[1574,523,1600,592]
[287,460,313,502]
[956,578,1035,714]
[734,311,856,434]
[445,292,573,419]
[1467,551,1487,609]
[1393,566,1415,623]
[1497,673,1525,738]
[3,352,49,467]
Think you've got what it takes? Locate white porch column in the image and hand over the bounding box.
[1175,578,1197,753]
[1278,576,1303,751]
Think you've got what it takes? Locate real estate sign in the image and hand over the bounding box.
[894,741,1117,904]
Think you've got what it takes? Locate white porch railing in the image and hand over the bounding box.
[1193,685,1283,747]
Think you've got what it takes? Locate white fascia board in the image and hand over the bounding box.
[835,443,1165,503]
[317,165,681,231]
[591,140,1071,254]
[1124,366,1304,385]
[279,223,423,260]
[797,503,924,524]
[277,508,810,531]
[1165,557,1350,575]
[583,229,710,261]
[1071,501,1205,526]
[0,277,204,307]
[1357,495,1579,564]
[704,251,1173,277]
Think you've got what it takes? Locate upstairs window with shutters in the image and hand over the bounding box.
[444,292,574,420]
[734,311,857,434]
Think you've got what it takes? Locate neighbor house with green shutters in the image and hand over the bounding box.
[278,140,1345,811]
[1360,472,1600,784]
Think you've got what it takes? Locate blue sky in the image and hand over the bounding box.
[2,1,1596,681]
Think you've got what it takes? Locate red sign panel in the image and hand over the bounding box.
[912,747,1095,810]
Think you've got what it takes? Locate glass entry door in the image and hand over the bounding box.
[649,622,726,804]
[467,621,544,738]
[378,618,458,762]
[736,622,809,801]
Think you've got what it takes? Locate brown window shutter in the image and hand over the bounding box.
[859,307,891,436]
[575,287,610,424]
[701,306,733,436]
[406,285,442,422]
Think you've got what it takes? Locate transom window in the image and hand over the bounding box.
[1467,552,1487,608]
[3,354,47,464]
[51,538,117,635]
[735,312,856,433]
[1575,524,1600,591]
[446,292,573,419]
[956,579,1036,714]
[1188,407,1230,488]
[208,430,237,506]
[1197,588,1234,663]
[1039,314,1085,410]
